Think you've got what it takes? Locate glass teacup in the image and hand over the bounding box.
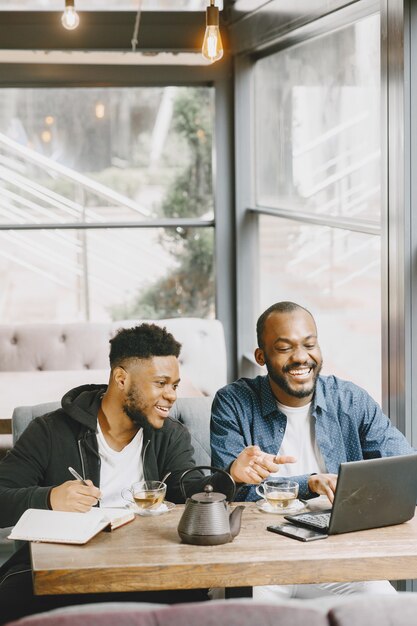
[256,479,299,510]
[122,480,166,511]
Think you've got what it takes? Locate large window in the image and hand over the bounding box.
[254,13,381,400]
[0,86,215,322]
[258,215,381,400]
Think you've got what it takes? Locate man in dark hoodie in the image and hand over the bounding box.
[0,323,282,623]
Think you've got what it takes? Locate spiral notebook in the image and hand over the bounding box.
[8,507,134,544]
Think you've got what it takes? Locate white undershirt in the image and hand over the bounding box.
[96,421,144,508]
[269,401,326,478]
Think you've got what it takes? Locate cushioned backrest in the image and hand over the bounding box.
[169,397,212,467]
[0,323,112,372]
[4,599,328,626]
[12,401,61,445]
[0,318,226,397]
[328,594,417,626]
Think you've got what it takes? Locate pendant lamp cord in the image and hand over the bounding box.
[131,0,143,52]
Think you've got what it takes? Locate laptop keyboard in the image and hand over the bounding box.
[286,512,331,530]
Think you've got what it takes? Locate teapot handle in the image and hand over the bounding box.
[179,466,236,502]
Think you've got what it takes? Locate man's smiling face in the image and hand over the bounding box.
[255,309,323,406]
[121,355,180,429]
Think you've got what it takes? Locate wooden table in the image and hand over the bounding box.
[0,419,12,435]
[31,502,417,596]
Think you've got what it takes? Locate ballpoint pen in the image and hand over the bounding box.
[68,466,88,486]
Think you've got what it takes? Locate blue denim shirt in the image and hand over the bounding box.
[210,374,414,501]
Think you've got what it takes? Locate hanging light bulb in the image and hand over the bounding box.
[202,0,223,63]
[61,0,80,31]
[95,102,105,119]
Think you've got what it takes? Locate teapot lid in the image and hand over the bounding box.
[190,484,227,503]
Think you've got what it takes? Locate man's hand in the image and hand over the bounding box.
[49,479,101,512]
[308,473,338,503]
[230,445,296,484]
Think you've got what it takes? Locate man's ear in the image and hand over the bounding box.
[113,366,127,390]
[254,348,265,367]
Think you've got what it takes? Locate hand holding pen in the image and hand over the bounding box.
[68,466,101,502]
[48,466,101,513]
[68,466,88,486]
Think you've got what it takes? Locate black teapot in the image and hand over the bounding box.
[177,466,244,546]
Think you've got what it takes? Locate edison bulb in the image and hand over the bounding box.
[202,1,223,64]
[202,26,223,63]
[95,102,105,119]
[61,5,80,30]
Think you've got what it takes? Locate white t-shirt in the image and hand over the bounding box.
[96,422,144,508]
[269,401,326,478]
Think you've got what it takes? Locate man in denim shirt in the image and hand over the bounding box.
[211,301,414,598]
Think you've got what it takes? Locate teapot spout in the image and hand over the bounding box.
[229,505,244,538]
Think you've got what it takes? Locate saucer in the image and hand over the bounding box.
[255,499,306,515]
[129,501,176,517]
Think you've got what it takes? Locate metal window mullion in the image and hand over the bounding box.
[235,54,259,380]
[213,69,236,382]
[248,206,381,236]
[0,219,215,231]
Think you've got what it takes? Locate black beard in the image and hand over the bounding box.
[123,403,151,430]
[123,383,154,431]
[265,358,322,399]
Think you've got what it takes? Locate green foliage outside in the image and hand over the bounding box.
[112,88,215,320]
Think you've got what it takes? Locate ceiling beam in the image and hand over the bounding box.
[0,60,231,87]
[0,11,229,53]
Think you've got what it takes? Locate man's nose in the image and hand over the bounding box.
[290,346,309,362]
[163,385,177,401]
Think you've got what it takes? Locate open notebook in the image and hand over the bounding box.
[8,507,134,545]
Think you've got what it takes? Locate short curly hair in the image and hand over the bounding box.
[109,323,181,368]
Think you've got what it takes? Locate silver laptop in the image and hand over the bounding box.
[284,454,417,535]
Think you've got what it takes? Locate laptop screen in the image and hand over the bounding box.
[327,453,417,534]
